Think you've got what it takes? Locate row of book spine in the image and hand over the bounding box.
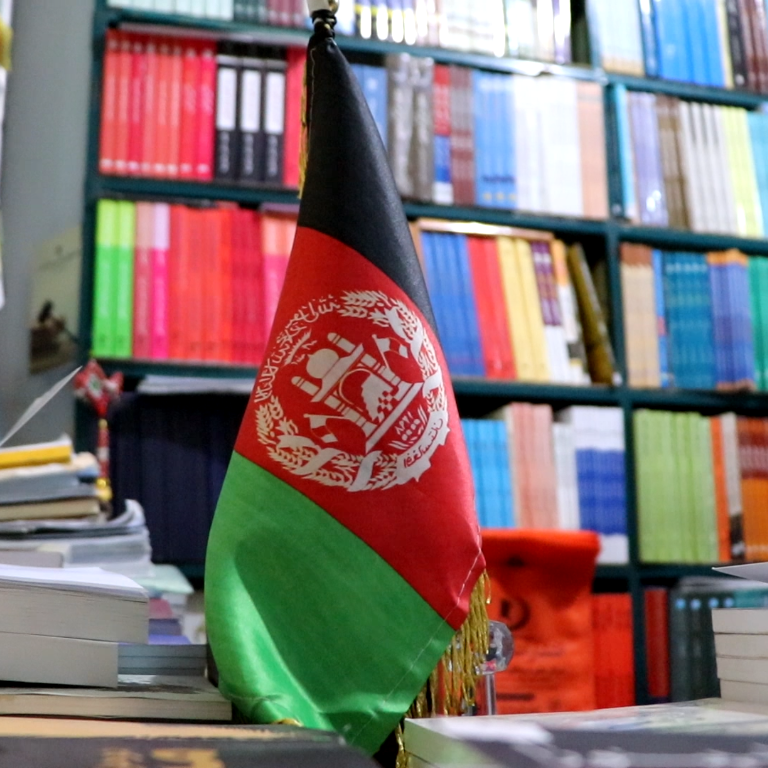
[414,224,618,385]
[591,0,768,92]
[621,244,768,391]
[614,87,768,236]
[91,199,295,364]
[463,405,628,564]
[106,0,572,64]
[633,409,768,564]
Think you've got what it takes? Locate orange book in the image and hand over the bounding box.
[710,418,732,562]
[140,37,159,177]
[178,41,200,180]
[738,418,758,560]
[283,47,307,189]
[230,208,247,364]
[113,32,133,176]
[99,30,121,175]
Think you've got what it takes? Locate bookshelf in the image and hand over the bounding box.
[79,0,768,706]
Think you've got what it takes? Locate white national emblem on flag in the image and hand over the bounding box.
[253,291,450,492]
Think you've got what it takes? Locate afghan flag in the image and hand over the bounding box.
[205,8,488,756]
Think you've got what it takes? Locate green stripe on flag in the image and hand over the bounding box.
[205,452,455,753]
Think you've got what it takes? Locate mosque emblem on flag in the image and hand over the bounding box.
[253,290,449,492]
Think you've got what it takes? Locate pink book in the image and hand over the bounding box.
[165,41,184,178]
[132,202,154,359]
[532,404,558,528]
[195,43,217,180]
[201,208,223,362]
[262,213,292,358]
[150,203,171,359]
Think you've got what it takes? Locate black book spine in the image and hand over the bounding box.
[262,60,286,185]
[726,0,749,88]
[238,57,266,184]
[214,54,241,182]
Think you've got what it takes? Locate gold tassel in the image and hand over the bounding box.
[398,572,490,764]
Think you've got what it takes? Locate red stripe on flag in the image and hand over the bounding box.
[235,226,484,629]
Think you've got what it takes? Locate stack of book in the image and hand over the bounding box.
[91,199,296,364]
[463,404,627,563]
[613,89,768,235]
[588,0,768,91]
[714,601,768,704]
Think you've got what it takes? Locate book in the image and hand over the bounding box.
[0,435,72,471]
[0,496,101,521]
[0,718,379,766]
[0,631,118,688]
[0,564,148,643]
[713,606,768,634]
[0,675,230,722]
[716,633,768,658]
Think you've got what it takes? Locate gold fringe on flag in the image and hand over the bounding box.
[395,571,491,768]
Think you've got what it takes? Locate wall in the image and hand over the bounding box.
[0,0,94,442]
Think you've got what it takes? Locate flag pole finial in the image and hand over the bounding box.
[306,0,338,35]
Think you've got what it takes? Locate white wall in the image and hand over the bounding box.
[0,0,94,442]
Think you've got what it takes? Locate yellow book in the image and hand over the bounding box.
[496,236,535,381]
[734,109,763,236]
[722,107,749,236]
[0,436,73,471]
[514,238,550,381]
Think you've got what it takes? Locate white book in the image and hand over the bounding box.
[220,0,234,18]
[0,564,147,642]
[153,0,175,11]
[205,0,222,17]
[512,76,541,214]
[174,0,194,13]
[551,422,579,530]
[132,0,155,9]
[107,0,134,6]
[721,678,768,707]
[691,102,722,233]
[676,100,706,232]
[716,633,768,659]
[712,607,768,635]
[188,0,207,16]
[0,631,117,688]
[720,412,745,561]
[707,104,738,234]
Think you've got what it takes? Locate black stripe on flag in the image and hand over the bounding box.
[297,37,438,335]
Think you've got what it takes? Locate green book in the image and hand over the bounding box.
[748,257,763,390]
[692,414,718,563]
[90,200,119,357]
[112,201,136,359]
[634,410,653,562]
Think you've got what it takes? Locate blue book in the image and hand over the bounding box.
[662,252,683,386]
[638,0,660,77]
[433,134,452,202]
[420,231,455,372]
[612,85,637,221]
[684,0,709,85]
[462,420,485,527]
[748,113,768,232]
[493,420,515,528]
[652,249,672,387]
[699,0,725,86]
[452,234,485,376]
[477,420,497,527]
[575,448,595,533]
[733,254,756,386]
[361,65,388,150]
[653,0,687,81]
[501,74,516,209]
[489,74,507,209]
[708,254,730,387]
[694,254,716,389]
[440,233,471,375]
[613,449,628,535]
[472,70,494,208]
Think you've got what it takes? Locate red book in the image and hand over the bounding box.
[113,32,133,176]
[132,202,154,359]
[245,210,265,364]
[202,208,223,362]
[260,213,294,348]
[195,43,217,181]
[229,208,246,364]
[140,38,159,177]
[644,587,670,701]
[218,206,235,363]
[150,202,171,360]
[283,47,306,189]
[165,41,184,178]
[467,236,503,379]
[153,39,173,178]
[127,35,148,176]
[179,42,200,180]
[612,594,635,706]
[99,30,121,175]
[168,205,190,359]
[432,63,452,204]
[185,208,205,360]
